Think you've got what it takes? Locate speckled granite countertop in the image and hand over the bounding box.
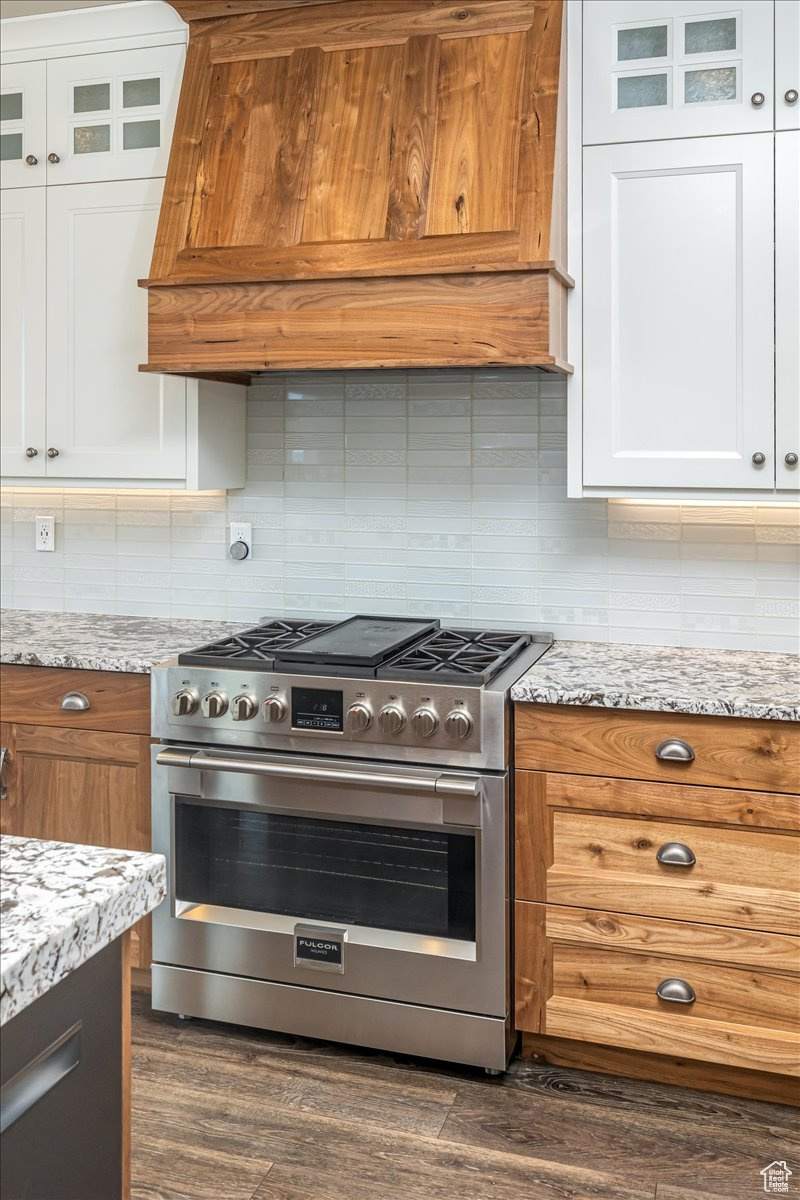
[0,835,166,1024]
[0,609,246,673]
[511,642,800,721]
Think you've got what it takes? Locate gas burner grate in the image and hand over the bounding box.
[178,619,335,669]
[380,627,532,686]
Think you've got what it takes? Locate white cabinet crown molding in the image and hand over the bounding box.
[1,1,187,64]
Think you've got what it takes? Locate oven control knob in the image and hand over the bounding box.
[411,707,439,738]
[262,696,287,724]
[171,689,198,717]
[231,693,257,721]
[444,709,473,741]
[347,702,373,733]
[201,691,228,719]
[378,704,406,736]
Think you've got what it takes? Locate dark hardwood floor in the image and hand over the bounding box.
[131,991,799,1200]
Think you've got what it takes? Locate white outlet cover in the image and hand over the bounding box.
[35,515,55,552]
[229,522,252,555]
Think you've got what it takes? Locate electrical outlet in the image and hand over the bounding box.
[35,516,55,552]
[229,521,252,561]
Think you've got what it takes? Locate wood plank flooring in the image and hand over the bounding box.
[131,991,799,1200]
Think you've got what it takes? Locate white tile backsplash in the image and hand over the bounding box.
[2,369,798,652]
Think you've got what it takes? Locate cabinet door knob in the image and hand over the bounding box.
[656,978,696,1004]
[656,841,696,867]
[47,447,59,458]
[60,691,90,712]
[25,447,38,458]
[47,152,61,164]
[655,738,695,763]
[751,451,766,465]
[25,154,38,166]
[785,89,799,104]
[785,452,798,466]
[750,92,766,107]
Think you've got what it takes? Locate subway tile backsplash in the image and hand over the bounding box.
[2,369,798,653]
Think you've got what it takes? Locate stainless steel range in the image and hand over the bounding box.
[150,615,551,1071]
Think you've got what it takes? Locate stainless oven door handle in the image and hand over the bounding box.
[156,747,481,798]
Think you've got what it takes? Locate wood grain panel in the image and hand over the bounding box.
[232,48,321,247]
[520,1033,800,1106]
[517,2,563,260]
[515,902,800,1076]
[207,1,537,63]
[515,705,800,794]
[385,36,439,240]
[302,44,402,242]
[146,272,568,372]
[426,32,525,235]
[1,664,150,734]
[522,771,800,831]
[187,58,259,248]
[171,0,342,19]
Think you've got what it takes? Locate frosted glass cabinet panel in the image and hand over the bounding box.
[45,44,183,184]
[45,178,187,480]
[582,134,775,490]
[0,188,46,477]
[776,0,800,131]
[0,61,46,189]
[776,132,800,489]
[584,1,774,144]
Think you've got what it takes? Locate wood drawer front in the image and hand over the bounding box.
[1,664,150,734]
[515,704,800,794]
[515,903,800,1076]
[516,772,800,934]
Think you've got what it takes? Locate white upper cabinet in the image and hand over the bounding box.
[0,187,46,477]
[582,134,775,491]
[45,45,183,184]
[776,130,800,489]
[584,1,774,144]
[776,0,800,130]
[45,178,187,480]
[0,60,46,189]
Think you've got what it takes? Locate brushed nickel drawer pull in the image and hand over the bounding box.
[656,841,696,867]
[0,1023,81,1134]
[656,978,696,1005]
[0,746,7,802]
[60,690,90,712]
[655,738,695,763]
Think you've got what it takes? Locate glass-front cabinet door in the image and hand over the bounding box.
[0,60,46,189]
[584,1,774,144]
[45,44,184,184]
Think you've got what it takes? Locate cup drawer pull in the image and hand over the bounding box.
[60,691,90,712]
[655,738,695,763]
[656,978,696,1005]
[656,841,696,867]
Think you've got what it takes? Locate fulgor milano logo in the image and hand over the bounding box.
[299,939,337,952]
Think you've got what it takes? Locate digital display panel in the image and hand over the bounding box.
[291,686,344,732]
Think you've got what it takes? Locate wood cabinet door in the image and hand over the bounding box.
[0,723,152,968]
[515,902,800,1076]
[45,179,187,481]
[150,0,564,285]
[776,130,800,490]
[582,133,775,490]
[0,60,46,190]
[583,0,774,146]
[44,44,184,186]
[1,186,46,479]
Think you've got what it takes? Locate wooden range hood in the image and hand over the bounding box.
[141,0,571,377]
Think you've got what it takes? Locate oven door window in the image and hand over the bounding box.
[175,802,476,941]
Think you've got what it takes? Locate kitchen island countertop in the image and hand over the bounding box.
[511,640,800,721]
[0,608,247,673]
[0,835,166,1024]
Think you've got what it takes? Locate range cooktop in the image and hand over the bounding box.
[178,615,535,687]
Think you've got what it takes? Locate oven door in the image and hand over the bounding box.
[152,744,509,1017]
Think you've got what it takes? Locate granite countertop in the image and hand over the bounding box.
[0,835,166,1024]
[0,609,247,673]
[511,641,800,722]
